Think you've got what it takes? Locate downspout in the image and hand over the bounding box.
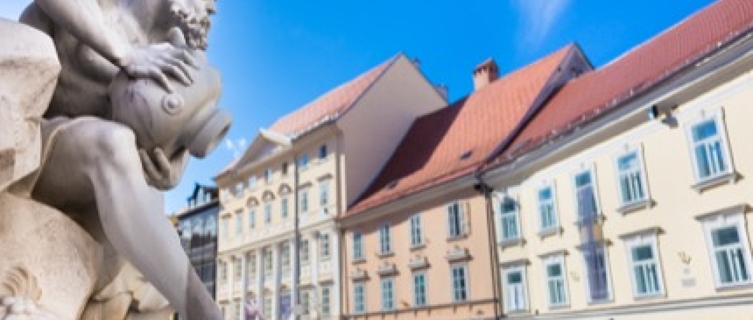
[474,175,502,320]
[293,149,301,319]
[329,124,347,320]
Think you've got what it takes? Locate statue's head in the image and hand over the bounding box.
[109,53,232,159]
[169,0,217,50]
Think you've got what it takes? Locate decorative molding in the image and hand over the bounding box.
[692,171,739,193]
[376,262,398,276]
[408,255,429,271]
[350,269,368,282]
[695,203,748,220]
[445,246,471,263]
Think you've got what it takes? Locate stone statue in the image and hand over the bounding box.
[0,0,229,319]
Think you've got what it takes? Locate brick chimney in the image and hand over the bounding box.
[473,58,499,91]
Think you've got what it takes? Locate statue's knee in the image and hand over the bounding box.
[75,122,138,165]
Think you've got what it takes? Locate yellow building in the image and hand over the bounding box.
[479,0,753,318]
[214,54,447,320]
[339,45,592,319]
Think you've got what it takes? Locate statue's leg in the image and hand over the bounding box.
[33,118,221,320]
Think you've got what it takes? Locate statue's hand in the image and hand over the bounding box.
[121,28,198,92]
[139,148,188,190]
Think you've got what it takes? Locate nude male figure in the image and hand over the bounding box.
[16,0,224,318]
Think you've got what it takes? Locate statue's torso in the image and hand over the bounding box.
[44,3,150,119]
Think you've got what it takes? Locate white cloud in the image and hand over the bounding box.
[224,137,248,158]
[513,0,571,48]
[0,1,31,21]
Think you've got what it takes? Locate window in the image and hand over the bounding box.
[248,176,258,189]
[380,224,392,255]
[381,278,395,311]
[451,264,469,302]
[300,290,310,315]
[298,154,309,170]
[543,255,568,307]
[321,286,331,316]
[503,266,528,312]
[616,150,648,206]
[410,214,423,247]
[319,181,330,207]
[300,239,310,264]
[264,249,273,276]
[498,196,520,242]
[319,144,328,160]
[353,283,366,314]
[281,243,291,274]
[219,260,227,282]
[264,167,273,183]
[233,258,242,282]
[281,162,289,176]
[582,244,611,302]
[687,113,733,181]
[248,254,257,279]
[232,299,240,320]
[221,216,229,239]
[320,233,331,260]
[447,202,467,238]
[701,212,753,287]
[299,189,309,213]
[353,232,364,260]
[248,208,256,229]
[263,295,272,319]
[281,197,289,218]
[234,211,243,236]
[537,185,559,232]
[624,233,664,297]
[574,169,599,224]
[413,273,427,307]
[264,202,272,224]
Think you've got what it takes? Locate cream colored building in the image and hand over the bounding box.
[214,53,447,320]
[480,0,753,318]
[339,45,591,319]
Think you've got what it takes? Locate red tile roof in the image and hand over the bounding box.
[345,45,576,217]
[269,55,398,136]
[493,0,753,165]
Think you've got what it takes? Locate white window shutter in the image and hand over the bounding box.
[446,204,453,238]
[462,201,471,235]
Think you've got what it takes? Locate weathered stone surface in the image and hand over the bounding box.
[0,18,60,192]
[0,193,101,319]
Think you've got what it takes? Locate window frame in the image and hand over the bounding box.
[451,264,469,303]
[409,214,424,248]
[352,232,364,261]
[321,286,332,316]
[613,146,651,211]
[502,265,529,313]
[542,254,569,308]
[353,283,366,314]
[413,272,428,307]
[379,224,392,255]
[700,210,753,288]
[248,207,257,229]
[581,244,613,303]
[263,202,272,225]
[623,232,665,298]
[320,232,331,261]
[496,194,521,244]
[684,109,735,185]
[447,201,467,239]
[234,210,243,236]
[381,277,395,311]
[572,165,602,225]
[536,182,560,234]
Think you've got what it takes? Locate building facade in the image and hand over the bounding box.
[174,184,220,302]
[480,0,753,318]
[339,45,591,319]
[214,53,447,320]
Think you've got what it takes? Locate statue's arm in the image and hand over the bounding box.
[28,0,196,90]
[30,0,130,67]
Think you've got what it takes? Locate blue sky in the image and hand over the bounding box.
[1,0,716,213]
